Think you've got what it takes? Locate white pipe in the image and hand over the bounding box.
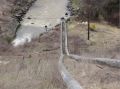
[64,20,70,55]
[59,18,83,89]
[63,18,120,68]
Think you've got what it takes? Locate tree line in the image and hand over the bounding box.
[70,0,119,27]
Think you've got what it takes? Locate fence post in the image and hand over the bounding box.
[61,17,64,54]
[45,25,47,32]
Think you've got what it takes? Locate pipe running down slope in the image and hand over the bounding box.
[59,18,83,89]
[62,18,120,68]
[59,17,120,89]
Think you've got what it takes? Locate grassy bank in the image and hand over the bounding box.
[67,20,120,59]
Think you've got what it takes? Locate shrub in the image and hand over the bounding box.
[90,24,96,31]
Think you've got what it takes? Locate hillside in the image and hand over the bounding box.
[0,0,120,89]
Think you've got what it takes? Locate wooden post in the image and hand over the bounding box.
[87,6,90,40]
[38,34,41,42]
[61,17,66,54]
[45,25,47,32]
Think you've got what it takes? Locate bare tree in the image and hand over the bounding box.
[77,0,103,40]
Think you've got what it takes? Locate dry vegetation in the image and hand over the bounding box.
[0,20,120,89]
[63,20,120,89]
[64,56,120,89]
[67,20,120,59]
[1,0,119,89]
[0,30,67,89]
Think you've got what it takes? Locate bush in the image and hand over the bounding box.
[90,24,96,31]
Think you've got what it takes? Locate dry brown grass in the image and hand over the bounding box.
[1,21,120,89]
[64,56,120,89]
[0,30,66,89]
[62,20,120,89]
[67,21,120,59]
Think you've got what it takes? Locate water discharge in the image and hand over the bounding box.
[12,0,69,47]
